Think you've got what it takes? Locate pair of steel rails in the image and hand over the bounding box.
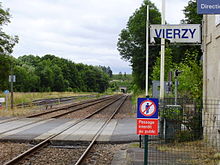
[3,94,127,165]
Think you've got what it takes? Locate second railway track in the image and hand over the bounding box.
[0,95,115,125]
[26,95,117,119]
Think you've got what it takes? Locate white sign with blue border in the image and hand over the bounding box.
[197,0,220,14]
[150,24,201,43]
[137,98,158,119]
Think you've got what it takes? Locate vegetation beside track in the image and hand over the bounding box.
[152,140,220,165]
[0,92,97,105]
[0,92,99,117]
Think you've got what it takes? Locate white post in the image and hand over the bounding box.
[6,95,8,111]
[146,5,149,97]
[160,0,165,100]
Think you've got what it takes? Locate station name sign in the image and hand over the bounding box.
[197,0,220,14]
[150,24,201,43]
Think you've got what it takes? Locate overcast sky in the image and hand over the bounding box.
[2,0,189,74]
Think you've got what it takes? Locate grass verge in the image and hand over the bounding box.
[152,140,220,165]
[0,92,98,117]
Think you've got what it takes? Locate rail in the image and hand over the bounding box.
[74,95,128,165]
[16,95,97,108]
[3,95,125,165]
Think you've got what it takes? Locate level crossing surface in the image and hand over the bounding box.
[0,117,138,144]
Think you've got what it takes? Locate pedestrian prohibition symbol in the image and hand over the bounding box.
[137,98,158,119]
[140,100,156,117]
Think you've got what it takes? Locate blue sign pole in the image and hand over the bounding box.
[197,0,220,14]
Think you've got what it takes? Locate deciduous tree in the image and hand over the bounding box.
[0,3,18,91]
[117,0,161,90]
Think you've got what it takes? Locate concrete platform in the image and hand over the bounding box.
[0,117,139,144]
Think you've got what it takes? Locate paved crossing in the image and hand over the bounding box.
[0,117,138,144]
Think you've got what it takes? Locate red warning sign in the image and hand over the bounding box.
[137,119,158,135]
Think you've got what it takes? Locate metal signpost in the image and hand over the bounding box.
[137,98,159,165]
[9,75,16,109]
[197,0,220,14]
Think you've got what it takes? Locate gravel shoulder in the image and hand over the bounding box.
[0,142,31,164]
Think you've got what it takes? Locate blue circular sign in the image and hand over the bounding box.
[4,90,9,94]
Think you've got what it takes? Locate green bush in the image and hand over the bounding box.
[161,105,183,120]
[175,130,194,142]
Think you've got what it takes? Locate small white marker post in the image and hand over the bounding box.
[6,94,8,111]
[6,93,9,111]
[0,98,5,110]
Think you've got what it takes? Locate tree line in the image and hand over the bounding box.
[1,54,111,93]
[0,3,112,93]
[14,55,109,92]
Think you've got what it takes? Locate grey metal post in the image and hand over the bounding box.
[9,63,16,110]
[10,80,13,109]
[10,73,14,110]
[175,78,178,105]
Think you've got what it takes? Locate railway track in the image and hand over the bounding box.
[3,95,127,165]
[16,95,97,108]
[74,95,128,165]
[26,95,116,118]
[0,95,115,125]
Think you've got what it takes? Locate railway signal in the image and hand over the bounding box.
[174,70,182,105]
[174,69,182,77]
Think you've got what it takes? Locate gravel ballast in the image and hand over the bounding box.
[0,142,30,164]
